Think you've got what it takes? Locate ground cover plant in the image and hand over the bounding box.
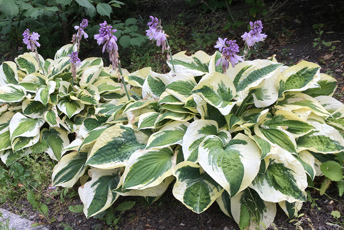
[1,4,344,229]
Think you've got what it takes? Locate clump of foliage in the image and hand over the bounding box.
[0,17,344,230]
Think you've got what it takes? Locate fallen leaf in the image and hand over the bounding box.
[323,53,333,60]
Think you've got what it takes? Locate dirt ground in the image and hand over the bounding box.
[2,0,344,229]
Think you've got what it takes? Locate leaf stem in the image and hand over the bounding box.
[118,64,131,101]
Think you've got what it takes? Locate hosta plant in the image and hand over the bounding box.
[1,35,344,230]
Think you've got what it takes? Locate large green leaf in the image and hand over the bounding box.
[142,73,172,99]
[121,147,175,190]
[192,72,236,115]
[79,66,101,89]
[19,73,47,92]
[172,162,223,214]
[34,81,56,106]
[79,168,121,218]
[86,124,145,169]
[199,133,261,197]
[52,151,88,187]
[303,73,337,97]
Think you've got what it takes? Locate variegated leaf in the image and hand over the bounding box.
[0,84,26,103]
[168,51,210,76]
[142,73,172,99]
[15,53,39,74]
[121,147,175,190]
[52,151,88,187]
[54,44,76,60]
[19,73,47,92]
[182,120,219,162]
[192,72,236,115]
[0,61,18,85]
[250,147,307,203]
[44,107,59,127]
[278,61,320,97]
[138,112,160,130]
[263,110,314,138]
[41,127,70,160]
[303,73,337,97]
[9,112,44,140]
[165,74,197,102]
[125,67,151,87]
[297,121,344,154]
[158,91,183,105]
[0,149,28,166]
[79,66,102,89]
[93,78,121,94]
[12,135,40,151]
[34,81,56,106]
[78,168,121,218]
[22,99,49,118]
[86,124,145,169]
[279,201,303,218]
[145,121,189,149]
[57,97,85,118]
[276,92,330,118]
[198,133,261,197]
[231,188,277,230]
[172,162,223,214]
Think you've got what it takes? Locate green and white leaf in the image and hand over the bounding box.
[250,147,307,203]
[54,44,76,60]
[34,81,56,106]
[0,84,26,103]
[19,73,47,92]
[125,67,151,87]
[279,201,303,218]
[276,92,330,118]
[172,162,223,214]
[79,66,102,89]
[296,150,316,180]
[231,188,277,230]
[138,112,160,130]
[168,51,210,76]
[0,61,18,85]
[182,120,219,162]
[15,53,39,74]
[278,61,320,97]
[192,72,236,115]
[145,121,189,149]
[121,147,175,190]
[165,74,197,102]
[22,99,48,119]
[78,168,121,218]
[57,97,85,118]
[9,113,44,140]
[142,73,172,99]
[44,107,59,127]
[303,73,337,97]
[41,127,70,160]
[297,121,344,154]
[86,124,145,169]
[52,151,88,187]
[12,134,40,151]
[199,133,261,196]
[93,78,121,93]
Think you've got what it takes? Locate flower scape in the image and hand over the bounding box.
[0,17,343,230]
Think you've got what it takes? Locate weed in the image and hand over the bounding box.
[312,24,336,51]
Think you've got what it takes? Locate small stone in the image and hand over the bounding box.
[29,214,36,220]
[180,223,185,226]
[223,227,230,230]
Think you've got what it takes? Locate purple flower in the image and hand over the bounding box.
[22,29,40,51]
[68,51,81,66]
[146,16,167,51]
[215,39,243,71]
[94,21,118,53]
[74,19,89,40]
[214,38,227,52]
[241,20,267,47]
[147,16,159,29]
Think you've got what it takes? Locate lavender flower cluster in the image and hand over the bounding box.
[214,20,267,72]
[22,29,41,52]
[146,16,167,51]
